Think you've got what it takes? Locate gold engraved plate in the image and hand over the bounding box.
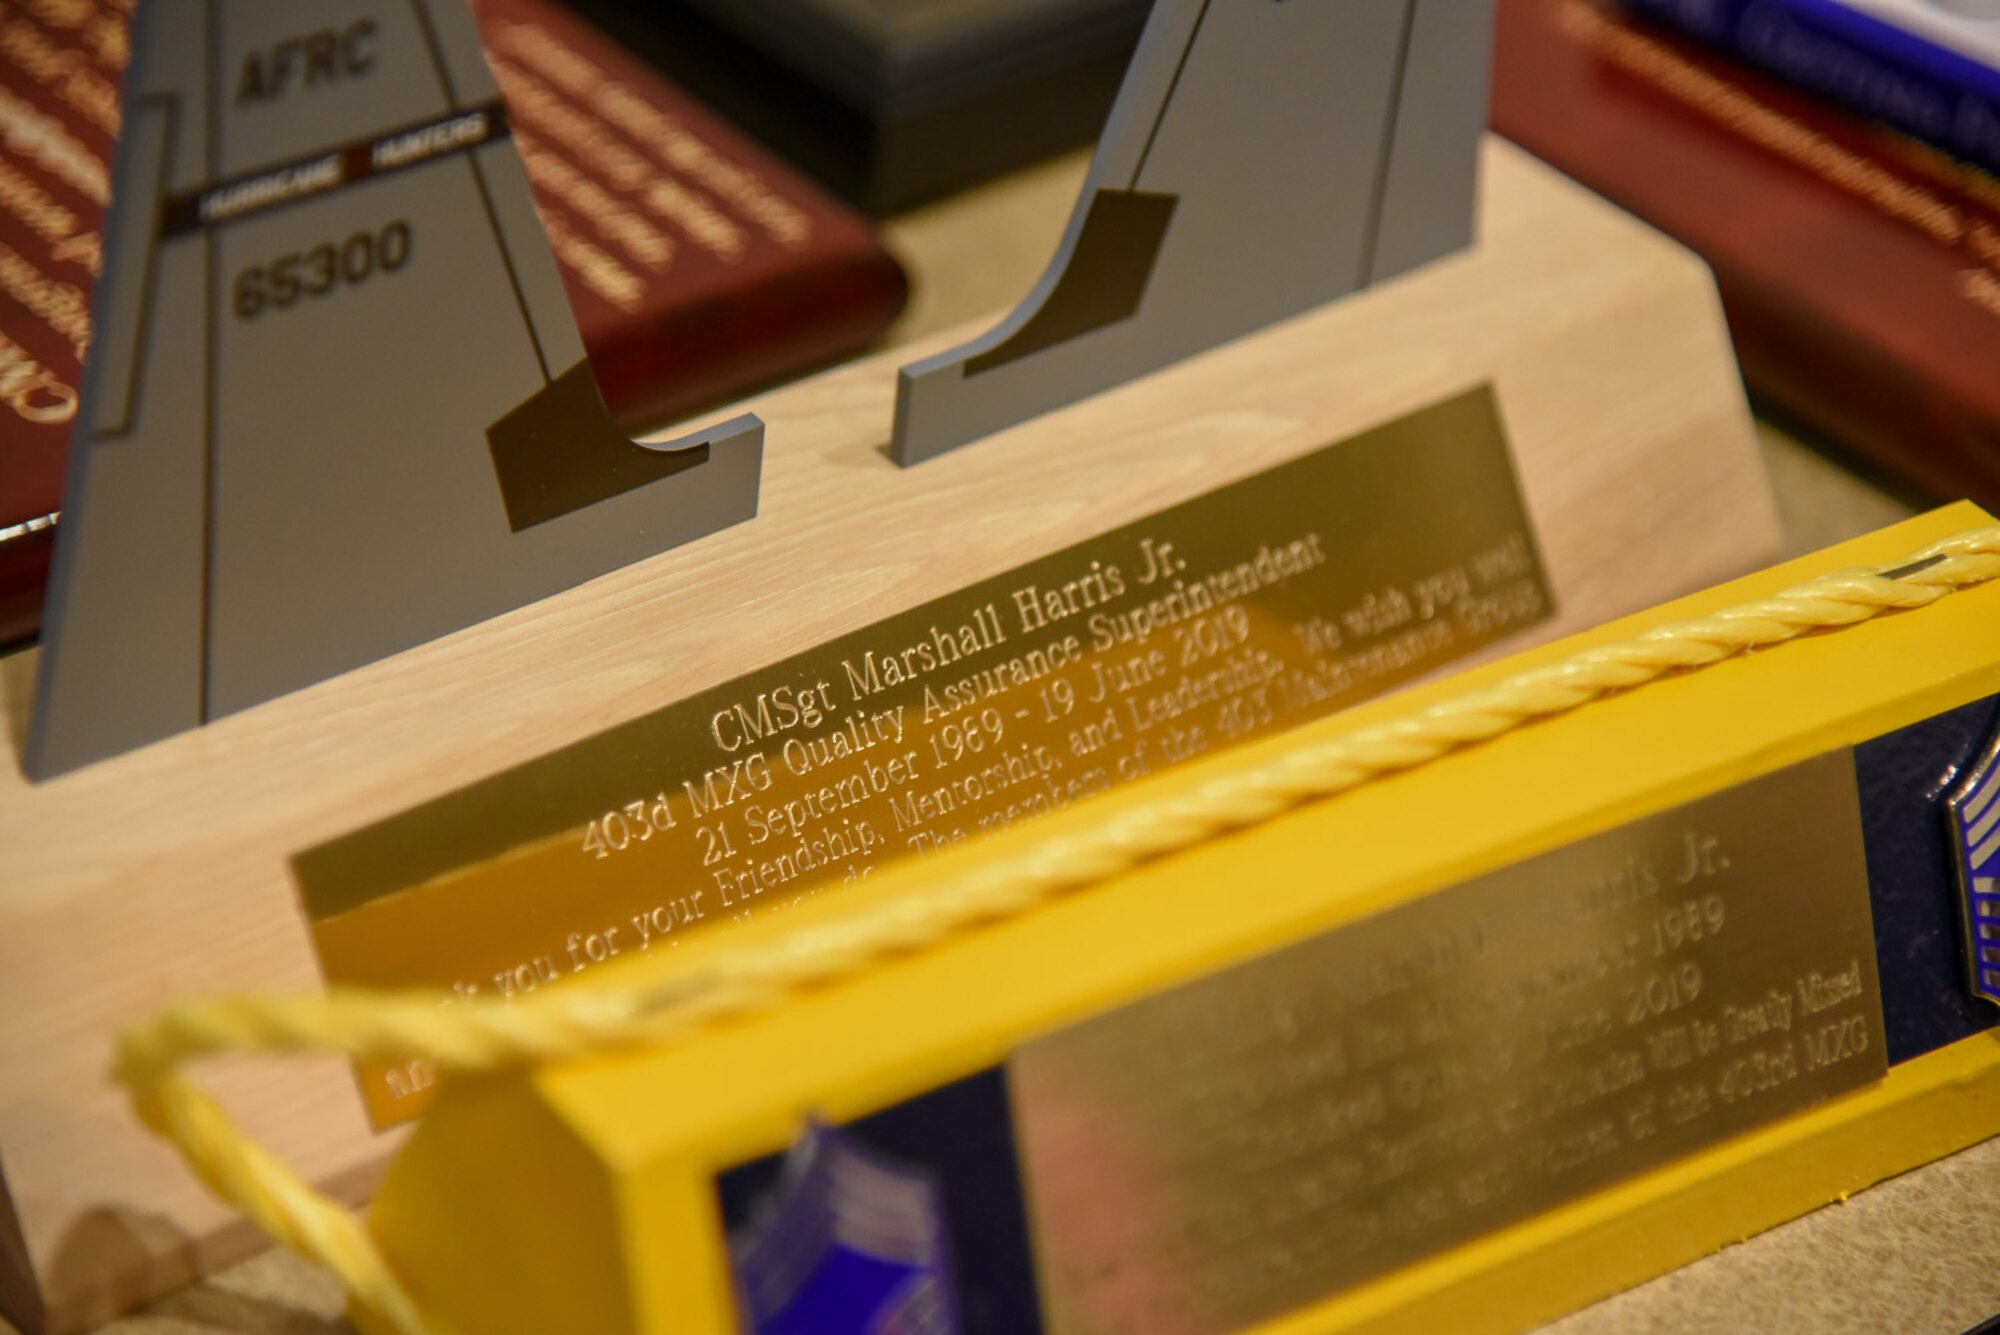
[1009,752,1887,1335]
[295,387,1553,1124]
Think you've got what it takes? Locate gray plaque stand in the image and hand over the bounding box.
[25,0,764,779]
[892,0,1493,465]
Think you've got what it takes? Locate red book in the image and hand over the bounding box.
[469,0,908,430]
[0,0,907,646]
[1492,0,2000,506]
[0,2,120,648]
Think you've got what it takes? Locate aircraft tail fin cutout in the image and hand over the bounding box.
[891,0,1493,465]
[27,0,763,779]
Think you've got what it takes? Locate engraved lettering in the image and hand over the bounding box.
[1011,754,1885,1332]
[1796,958,1866,1015]
[301,394,1564,1127]
[1136,535,1185,585]
[1801,1014,1869,1070]
[231,219,409,321]
[710,680,833,752]
[1673,829,1730,884]
[235,20,376,105]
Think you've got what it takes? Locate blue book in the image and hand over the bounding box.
[1623,0,2000,174]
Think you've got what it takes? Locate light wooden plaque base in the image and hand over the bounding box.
[0,138,1778,1332]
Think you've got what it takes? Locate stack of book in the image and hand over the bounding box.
[1626,0,2000,178]
[1492,0,2000,507]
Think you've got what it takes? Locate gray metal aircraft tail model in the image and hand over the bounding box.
[892,0,1494,465]
[26,0,764,779]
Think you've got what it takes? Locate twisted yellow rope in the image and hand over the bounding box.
[114,524,2000,1335]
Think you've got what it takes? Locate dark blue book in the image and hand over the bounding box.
[1624,0,2000,174]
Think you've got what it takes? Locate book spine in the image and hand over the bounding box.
[1623,0,2000,174]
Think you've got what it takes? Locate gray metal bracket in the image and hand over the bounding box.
[891,0,1493,465]
[26,0,764,779]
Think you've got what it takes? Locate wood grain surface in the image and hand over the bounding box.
[2,137,1796,1332]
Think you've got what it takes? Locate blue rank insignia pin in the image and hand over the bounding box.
[1949,720,2000,1008]
[729,1121,961,1335]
